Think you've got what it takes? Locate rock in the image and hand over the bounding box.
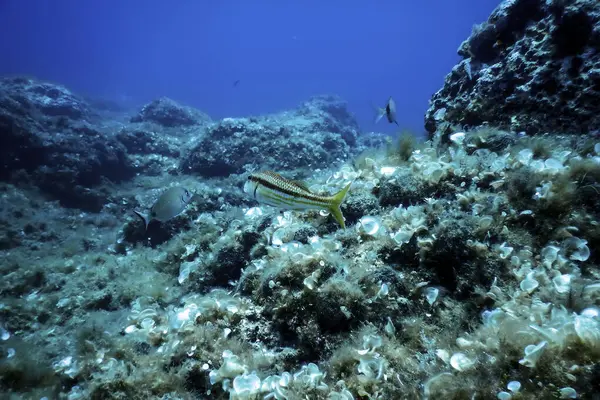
[114,126,186,175]
[131,97,211,127]
[377,171,429,207]
[0,77,135,211]
[420,216,499,297]
[291,226,319,244]
[0,76,92,119]
[355,131,390,152]
[297,95,360,147]
[181,95,360,177]
[116,127,180,156]
[425,0,600,139]
[342,192,380,226]
[202,229,259,287]
[120,99,212,175]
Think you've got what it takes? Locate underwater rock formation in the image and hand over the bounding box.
[181,95,360,177]
[1,76,93,119]
[115,127,182,158]
[297,94,360,146]
[0,77,135,211]
[118,99,213,176]
[130,96,211,127]
[114,126,193,176]
[425,0,600,138]
[0,77,365,214]
[1,71,600,398]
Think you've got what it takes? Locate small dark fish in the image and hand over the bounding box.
[374,96,399,126]
[233,79,240,87]
[134,187,194,230]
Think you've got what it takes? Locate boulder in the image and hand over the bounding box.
[0,77,135,211]
[180,95,360,177]
[0,76,93,120]
[131,97,211,127]
[425,0,600,139]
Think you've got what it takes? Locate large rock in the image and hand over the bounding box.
[180,95,360,177]
[0,77,135,211]
[425,0,600,139]
[115,125,187,157]
[131,97,211,127]
[122,98,213,175]
[0,76,93,120]
[296,95,360,147]
[114,125,194,176]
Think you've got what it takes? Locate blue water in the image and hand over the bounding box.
[0,0,499,135]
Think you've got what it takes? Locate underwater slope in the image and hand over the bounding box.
[1,86,599,399]
[1,1,600,399]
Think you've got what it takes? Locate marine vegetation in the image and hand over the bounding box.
[1,0,600,399]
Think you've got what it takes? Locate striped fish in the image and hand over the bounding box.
[244,171,352,229]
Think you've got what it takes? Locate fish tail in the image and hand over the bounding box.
[328,182,352,229]
[371,102,385,124]
[133,210,149,231]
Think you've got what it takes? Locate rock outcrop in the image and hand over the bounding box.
[181,95,361,177]
[425,0,600,139]
[0,78,366,211]
[130,96,211,127]
[0,77,135,211]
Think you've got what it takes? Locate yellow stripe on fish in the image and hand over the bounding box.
[244,171,352,229]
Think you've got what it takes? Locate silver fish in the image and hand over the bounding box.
[374,96,399,126]
[134,186,194,230]
[244,171,352,229]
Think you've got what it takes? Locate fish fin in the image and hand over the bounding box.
[133,210,149,231]
[290,180,311,193]
[394,120,399,126]
[264,171,311,193]
[263,171,286,181]
[329,182,352,229]
[371,102,385,124]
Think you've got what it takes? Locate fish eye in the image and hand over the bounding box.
[247,176,252,180]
